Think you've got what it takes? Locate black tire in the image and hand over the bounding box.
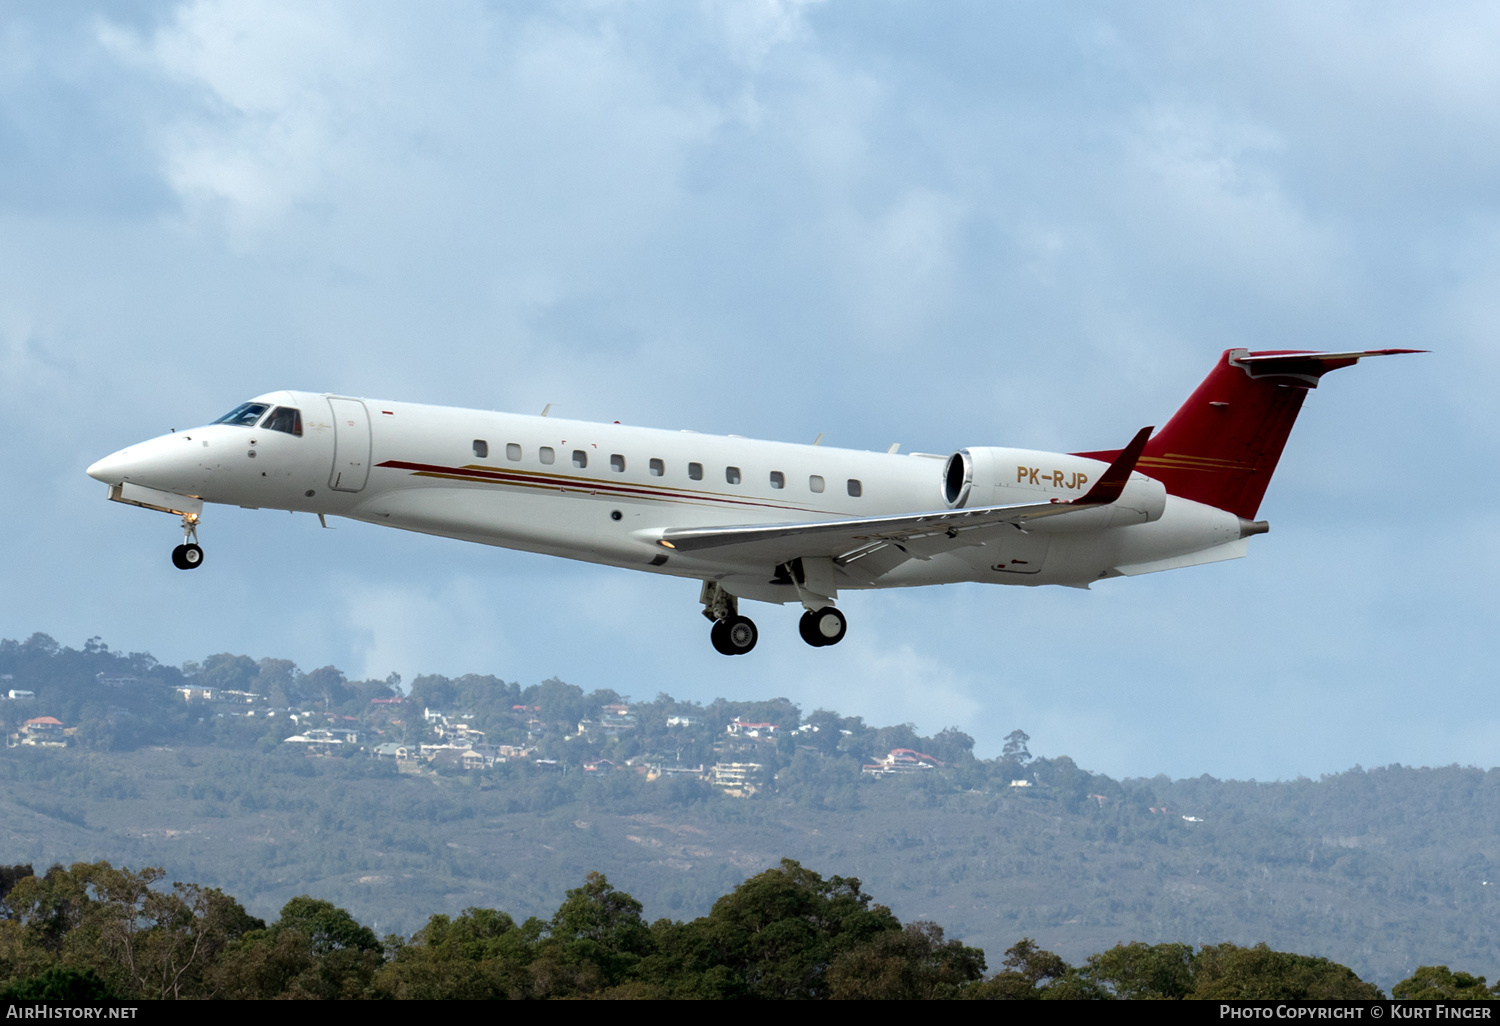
[171,545,188,570]
[180,543,204,570]
[809,606,846,646]
[724,615,758,654]
[799,610,827,647]
[710,619,735,655]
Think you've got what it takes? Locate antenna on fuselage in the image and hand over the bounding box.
[887,443,901,454]
[813,433,823,446]
[541,404,554,417]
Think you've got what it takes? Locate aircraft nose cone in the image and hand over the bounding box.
[86,448,135,484]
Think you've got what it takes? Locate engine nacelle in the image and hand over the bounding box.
[941,446,1166,531]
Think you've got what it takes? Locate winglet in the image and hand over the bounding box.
[1074,426,1152,505]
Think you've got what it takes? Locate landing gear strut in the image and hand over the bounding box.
[701,581,757,656]
[799,606,847,647]
[171,513,204,571]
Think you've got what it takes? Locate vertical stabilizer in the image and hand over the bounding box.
[1075,348,1422,519]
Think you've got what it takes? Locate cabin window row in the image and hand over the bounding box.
[472,439,861,496]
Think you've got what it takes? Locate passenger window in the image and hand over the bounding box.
[847,479,863,497]
[263,407,303,436]
[610,454,626,473]
[572,450,588,469]
[809,475,825,493]
[726,467,741,485]
[506,443,522,461]
[473,440,488,458]
[539,447,555,465]
[769,471,784,489]
[688,462,703,481]
[649,458,664,477]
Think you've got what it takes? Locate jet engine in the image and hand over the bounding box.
[941,446,1166,530]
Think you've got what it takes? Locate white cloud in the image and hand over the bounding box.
[100,1,379,232]
[705,0,822,67]
[1119,103,1343,307]
[831,187,969,347]
[338,577,515,683]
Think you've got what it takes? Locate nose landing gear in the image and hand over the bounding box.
[171,544,204,570]
[171,513,204,570]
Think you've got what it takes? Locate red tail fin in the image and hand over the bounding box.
[1075,348,1422,519]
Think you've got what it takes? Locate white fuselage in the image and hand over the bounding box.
[86,391,1254,603]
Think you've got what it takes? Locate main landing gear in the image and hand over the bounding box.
[171,513,204,571]
[699,581,848,655]
[798,606,847,647]
[701,581,757,656]
[711,616,759,656]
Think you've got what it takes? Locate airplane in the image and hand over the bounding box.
[86,348,1419,655]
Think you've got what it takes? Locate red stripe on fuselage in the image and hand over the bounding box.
[374,459,829,515]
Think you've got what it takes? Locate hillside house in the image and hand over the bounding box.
[96,673,145,689]
[19,716,66,748]
[599,705,637,732]
[643,763,707,782]
[862,748,943,777]
[726,718,779,739]
[430,748,490,772]
[712,761,763,797]
[282,728,357,754]
[436,722,484,744]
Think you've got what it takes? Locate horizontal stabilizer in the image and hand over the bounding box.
[1232,348,1427,386]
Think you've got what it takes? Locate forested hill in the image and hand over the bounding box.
[2,632,1497,991]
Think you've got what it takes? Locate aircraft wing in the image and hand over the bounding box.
[655,426,1152,566]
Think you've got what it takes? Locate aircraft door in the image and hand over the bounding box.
[327,397,372,492]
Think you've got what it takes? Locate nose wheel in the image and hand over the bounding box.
[171,514,205,570]
[171,544,204,570]
[799,606,846,647]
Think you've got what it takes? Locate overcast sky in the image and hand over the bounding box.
[2,0,1495,780]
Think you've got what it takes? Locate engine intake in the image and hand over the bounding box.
[938,446,1166,529]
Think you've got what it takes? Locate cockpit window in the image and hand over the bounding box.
[212,402,270,427]
[263,406,303,436]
